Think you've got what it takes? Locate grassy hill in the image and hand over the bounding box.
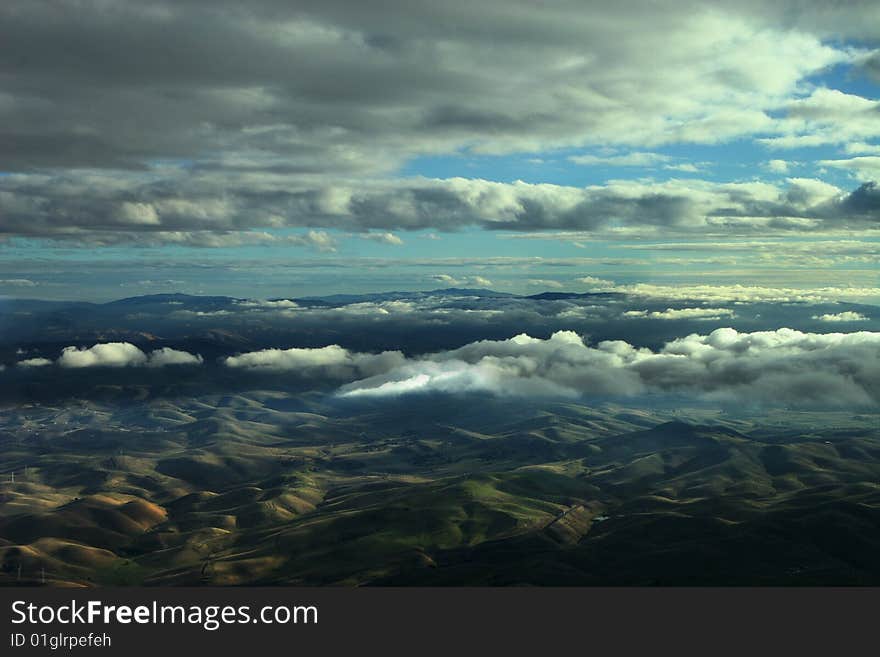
[1,395,879,586]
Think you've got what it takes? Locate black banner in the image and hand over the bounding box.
[1,587,876,656]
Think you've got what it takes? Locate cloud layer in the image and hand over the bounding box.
[2,174,878,242]
[0,1,877,244]
[222,328,880,408]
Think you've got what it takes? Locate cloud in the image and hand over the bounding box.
[322,301,418,316]
[360,232,404,245]
[5,172,877,242]
[575,276,616,287]
[429,274,493,287]
[338,328,880,408]
[760,88,880,150]
[813,311,869,322]
[223,345,405,378]
[0,2,854,171]
[57,343,202,368]
[237,299,300,309]
[819,156,880,181]
[576,281,880,303]
[147,347,205,367]
[664,162,703,173]
[16,357,52,368]
[290,230,338,252]
[569,152,670,167]
[0,2,874,244]
[623,308,737,320]
[845,142,880,155]
[526,279,565,289]
[0,279,37,287]
[765,159,791,174]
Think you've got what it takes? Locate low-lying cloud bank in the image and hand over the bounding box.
[330,329,879,407]
[582,282,880,304]
[17,342,203,368]
[11,330,879,408]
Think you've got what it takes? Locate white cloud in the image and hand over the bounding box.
[575,276,616,287]
[338,328,880,408]
[844,142,880,155]
[581,281,880,303]
[224,345,405,379]
[237,299,300,310]
[664,163,702,173]
[291,230,338,252]
[327,301,418,316]
[170,309,232,318]
[569,152,670,167]
[145,347,204,367]
[761,88,880,150]
[57,343,202,368]
[429,274,494,288]
[360,232,404,246]
[623,308,736,320]
[59,343,148,368]
[818,156,880,181]
[813,311,869,322]
[17,357,52,368]
[0,279,37,287]
[118,201,161,226]
[526,279,564,289]
[765,159,791,174]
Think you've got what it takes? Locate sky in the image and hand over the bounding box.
[0,0,878,301]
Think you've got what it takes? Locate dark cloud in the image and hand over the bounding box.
[0,173,876,241]
[835,181,880,217]
[1,1,877,242]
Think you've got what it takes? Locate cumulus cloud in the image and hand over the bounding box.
[813,311,869,322]
[224,345,405,379]
[761,88,880,150]
[765,159,791,174]
[623,308,737,320]
[337,328,880,408]
[16,357,52,368]
[57,343,202,368]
